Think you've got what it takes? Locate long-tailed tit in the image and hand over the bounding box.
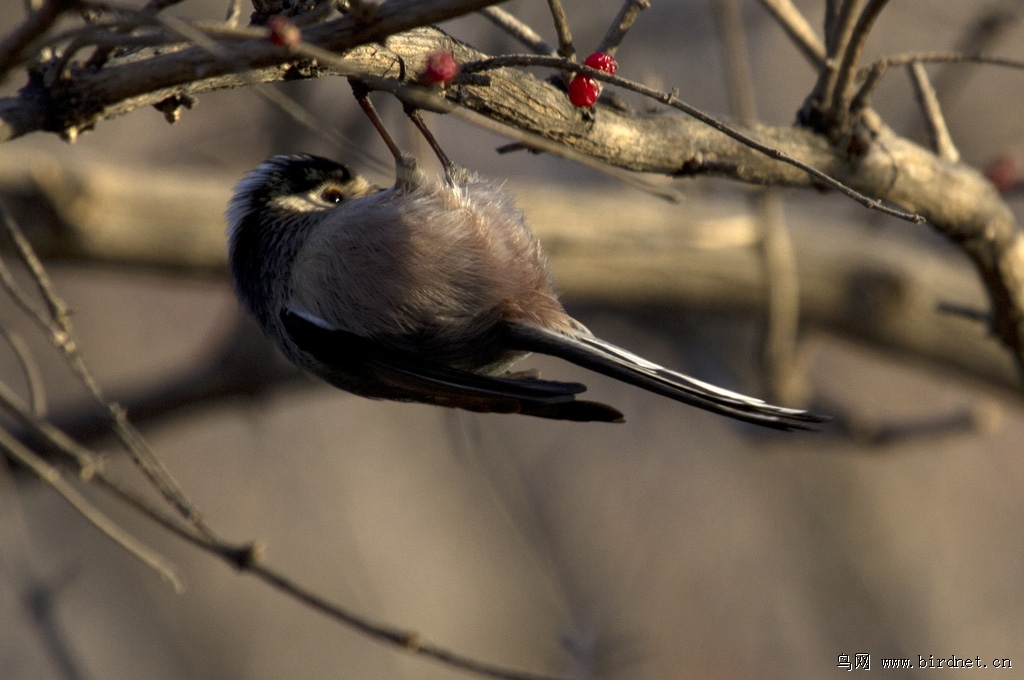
[225,147,826,429]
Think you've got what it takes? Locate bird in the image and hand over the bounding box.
[225,152,827,430]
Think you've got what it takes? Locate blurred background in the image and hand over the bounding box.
[1,1,1023,678]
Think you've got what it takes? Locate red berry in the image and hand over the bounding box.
[267,16,301,48]
[568,75,601,108]
[584,52,618,75]
[424,50,459,86]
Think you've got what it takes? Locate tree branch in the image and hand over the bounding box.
[0,0,75,82]
[907,61,959,164]
[0,427,184,591]
[479,6,556,56]
[756,0,825,68]
[0,0,506,142]
[595,0,649,57]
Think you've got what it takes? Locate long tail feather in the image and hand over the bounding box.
[506,324,829,431]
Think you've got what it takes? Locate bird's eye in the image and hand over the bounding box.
[320,187,344,204]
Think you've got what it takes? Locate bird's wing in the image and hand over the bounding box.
[504,323,829,431]
[280,308,624,422]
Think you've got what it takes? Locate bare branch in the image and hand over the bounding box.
[479,6,556,56]
[826,0,861,54]
[831,0,892,116]
[595,0,650,57]
[864,50,1024,72]
[756,0,825,67]
[852,51,1024,119]
[0,0,75,82]
[0,247,61,340]
[224,0,242,27]
[0,0,507,143]
[463,54,925,223]
[0,207,215,538]
[544,0,576,63]
[0,376,99,473]
[0,323,47,417]
[0,428,184,591]
[824,0,840,47]
[813,0,862,111]
[0,18,919,222]
[907,61,959,164]
[89,470,574,680]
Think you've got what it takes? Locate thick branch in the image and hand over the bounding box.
[0,0,505,141]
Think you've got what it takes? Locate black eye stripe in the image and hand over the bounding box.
[261,155,354,197]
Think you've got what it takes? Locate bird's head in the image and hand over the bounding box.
[227,154,378,237]
[226,154,379,327]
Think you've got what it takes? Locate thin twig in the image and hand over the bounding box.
[142,14,388,172]
[37,13,268,56]
[224,0,242,27]
[595,0,650,57]
[0,0,75,82]
[0,323,47,417]
[824,0,840,47]
[31,18,154,68]
[907,61,959,164]
[0,428,184,592]
[848,58,886,115]
[825,0,860,54]
[0,210,73,345]
[0,376,99,474]
[816,0,862,108]
[155,11,239,60]
[91,471,574,680]
[756,0,825,67]
[479,6,555,56]
[851,51,1024,118]
[254,85,392,174]
[544,0,576,63]
[862,51,1024,72]
[830,0,891,116]
[0,208,216,539]
[0,252,61,341]
[461,55,925,223]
